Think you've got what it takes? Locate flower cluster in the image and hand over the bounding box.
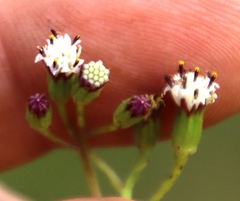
[26,29,222,201]
[164,61,219,113]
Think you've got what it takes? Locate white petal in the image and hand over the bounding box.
[35,54,43,63]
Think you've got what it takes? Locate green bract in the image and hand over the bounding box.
[113,98,144,129]
[172,110,204,157]
[47,74,76,103]
[26,107,52,131]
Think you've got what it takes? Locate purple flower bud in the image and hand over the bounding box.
[126,95,151,118]
[28,94,50,118]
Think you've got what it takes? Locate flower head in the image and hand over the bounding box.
[79,60,110,91]
[164,61,219,113]
[28,93,50,118]
[35,29,84,77]
[126,95,151,118]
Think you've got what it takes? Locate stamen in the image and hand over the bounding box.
[50,29,58,38]
[182,75,187,89]
[72,35,80,45]
[73,58,80,67]
[208,72,217,88]
[194,89,199,99]
[194,67,200,81]
[178,60,185,78]
[53,58,58,68]
[49,34,55,45]
[164,75,173,88]
[37,46,46,57]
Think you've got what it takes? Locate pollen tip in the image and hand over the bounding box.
[212,72,217,78]
[179,60,185,66]
[194,67,200,81]
[195,67,200,72]
[53,58,58,68]
[178,60,185,78]
[72,35,81,45]
[73,58,80,67]
[49,34,55,39]
[207,71,218,88]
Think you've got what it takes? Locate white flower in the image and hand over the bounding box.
[35,30,84,77]
[80,60,110,91]
[164,61,219,112]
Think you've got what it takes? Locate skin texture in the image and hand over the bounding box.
[1,0,240,200]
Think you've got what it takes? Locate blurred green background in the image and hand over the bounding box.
[0,113,240,201]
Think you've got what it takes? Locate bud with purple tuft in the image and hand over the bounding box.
[113,94,164,129]
[26,93,52,130]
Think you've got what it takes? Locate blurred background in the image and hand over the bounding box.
[0,113,240,201]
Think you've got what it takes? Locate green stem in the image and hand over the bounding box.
[56,101,100,196]
[90,124,119,136]
[149,155,188,201]
[77,137,101,197]
[38,128,76,149]
[56,102,76,138]
[121,148,150,198]
[91,153,123,194]
[75,102,101,196]
[76,102,85,128]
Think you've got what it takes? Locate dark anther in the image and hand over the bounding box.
[194,67,200,81]
[37,46,46,57]
[73,58,80,67]
[72,35,80,45]
[164,75,173,88]
[182,75,187,89]
[49,34,54,45]
[208,72,217,88]
[178,60,185,78]
[194,89,199,99]
[50,29,58,37]
[53,58,58,68]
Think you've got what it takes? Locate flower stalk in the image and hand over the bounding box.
[121,148,150,199]
[149,155,188,201]
[77,137,101,197]
[91,153,123,194]
[149,110,204,201]
[55,101,76,139]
